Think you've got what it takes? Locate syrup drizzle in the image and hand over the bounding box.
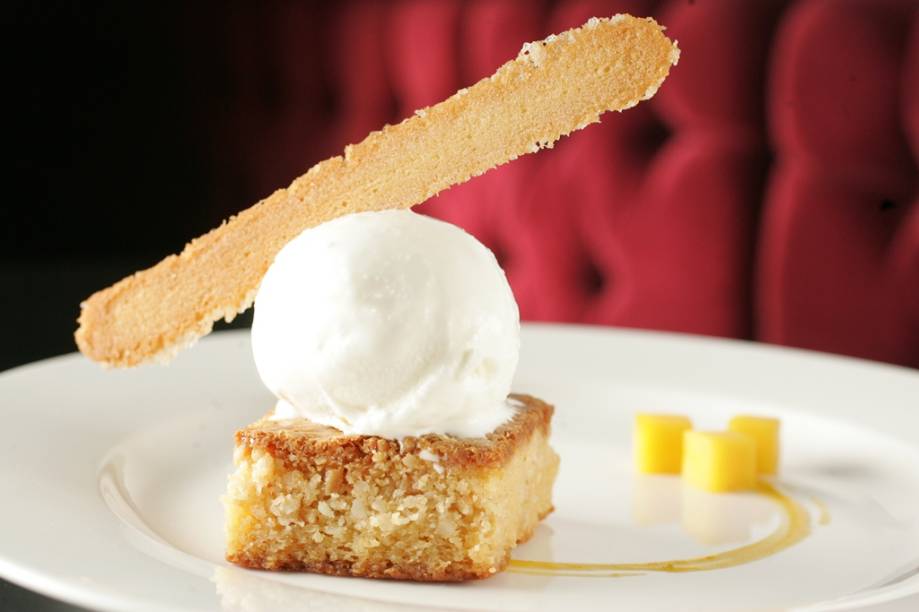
[509,481,822,577]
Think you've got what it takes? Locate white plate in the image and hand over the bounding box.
[1,324,919,612]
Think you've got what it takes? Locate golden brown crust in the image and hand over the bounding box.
[225,554,492,582]
[75,15,679,367]
[236,393,553,471]
[225,394,558,580]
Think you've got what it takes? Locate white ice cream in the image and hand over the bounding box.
[251,209,519,439]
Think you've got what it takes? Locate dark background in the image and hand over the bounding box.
[3,3,251,608]
[4,0,918,374]
[1,2,470,608]
[4,3,207,371]
[2,2,348,372]
[3,3,343,605]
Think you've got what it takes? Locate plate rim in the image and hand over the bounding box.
[1,323,918,612]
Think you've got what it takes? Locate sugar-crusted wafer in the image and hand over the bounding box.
[76,15,679,367]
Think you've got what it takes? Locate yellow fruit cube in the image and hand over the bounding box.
[634,414,692,474]
[729,415,780,474]
[682,431,756,492]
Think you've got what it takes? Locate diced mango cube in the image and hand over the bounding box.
[729,415,780,475]
[682,431,756,492]
[634,414,692,474]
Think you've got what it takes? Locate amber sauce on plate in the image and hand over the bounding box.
[509,481,824,577]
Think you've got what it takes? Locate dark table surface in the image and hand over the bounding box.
[0,581,86,612]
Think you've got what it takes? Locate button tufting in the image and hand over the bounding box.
[210,0,919,368]
[634,117,672,158]
[583,260,606,297]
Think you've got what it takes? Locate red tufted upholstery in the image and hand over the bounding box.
[213,0,919,368]
[761,0,919,366]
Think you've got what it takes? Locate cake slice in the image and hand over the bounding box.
[224,394,559,581]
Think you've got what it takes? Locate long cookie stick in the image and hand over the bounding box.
[76,15,679,367]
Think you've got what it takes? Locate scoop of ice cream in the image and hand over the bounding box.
[251,209,519,439]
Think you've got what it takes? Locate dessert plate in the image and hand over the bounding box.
[1,324,918,611]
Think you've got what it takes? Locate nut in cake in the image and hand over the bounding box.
[224,394,559,581]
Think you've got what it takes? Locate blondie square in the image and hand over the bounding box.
[225,394,559,581]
